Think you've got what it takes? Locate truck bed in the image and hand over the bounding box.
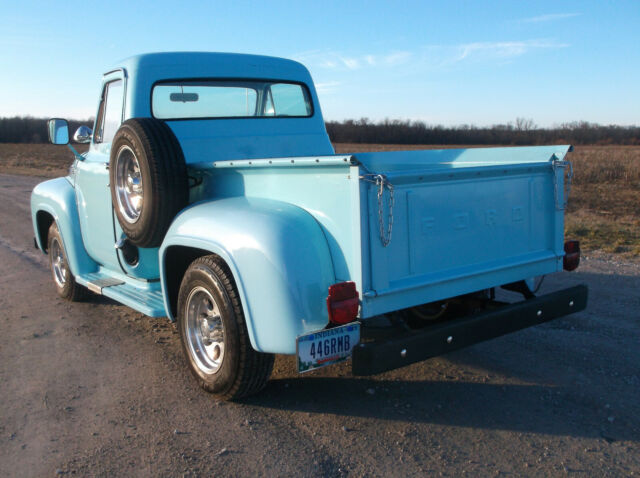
[192,145,573,321]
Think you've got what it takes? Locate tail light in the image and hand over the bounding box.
[327,281,359,325]
[563,240,581,271]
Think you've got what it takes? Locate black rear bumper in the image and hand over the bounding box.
[351,284,588,376]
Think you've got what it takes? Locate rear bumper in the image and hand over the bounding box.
[351,284,588,376]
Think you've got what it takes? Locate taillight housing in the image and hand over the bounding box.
[563,240,581,271]
[327,281,359,325]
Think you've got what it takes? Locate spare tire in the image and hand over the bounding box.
[109,118,188,248]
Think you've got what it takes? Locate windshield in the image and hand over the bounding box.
[152,80,313,119]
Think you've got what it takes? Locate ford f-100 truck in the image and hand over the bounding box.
[32,52,587,400]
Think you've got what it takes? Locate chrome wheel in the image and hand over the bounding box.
[50,237,67,287]
[184,286,225,374]
[115,145,143,223]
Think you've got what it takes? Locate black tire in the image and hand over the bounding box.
[177,255,274,400]
[47,222,88,301]
[109,118,188,248]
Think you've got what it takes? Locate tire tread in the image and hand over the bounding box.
[179,255,274,400]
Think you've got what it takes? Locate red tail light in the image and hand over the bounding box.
[564,240,581,271]
[327,281,359,325]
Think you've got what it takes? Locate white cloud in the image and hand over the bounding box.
[520,13,581,23]
[321,59,338,68]
[341,57,361,70]
[294,40,565,75]
[293,50,412,71]
[383,51,413,66]
[450,39,569,63]
[314,81,341,94]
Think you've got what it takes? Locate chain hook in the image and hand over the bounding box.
[552,159,573,210]
[359,171,395,247]
[375,174,394,247]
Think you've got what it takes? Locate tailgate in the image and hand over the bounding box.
[355,146,573,318]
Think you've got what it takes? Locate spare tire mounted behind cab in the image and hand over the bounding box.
[109,118,188,248]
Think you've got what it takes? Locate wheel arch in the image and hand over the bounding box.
[35,210,55,253]
[161,242,263,353]
[30,178,98,276]
[160,197,337,354]
[163,245,216,318]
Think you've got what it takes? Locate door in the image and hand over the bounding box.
[75,73,124,270]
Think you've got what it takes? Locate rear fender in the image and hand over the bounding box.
[31,178,98,276]
[160,197,336,354]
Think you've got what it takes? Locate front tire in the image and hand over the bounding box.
[47,222,88,301]
[177,255,274,400]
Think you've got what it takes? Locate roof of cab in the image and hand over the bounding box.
[112,52,312,83]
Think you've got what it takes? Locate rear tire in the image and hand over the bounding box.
[177,255,274,400]
[47,222,88,301]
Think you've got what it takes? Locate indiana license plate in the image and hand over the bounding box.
[296,323,360,373]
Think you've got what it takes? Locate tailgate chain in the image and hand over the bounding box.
[552,159,573,210]
[361,173,394,247]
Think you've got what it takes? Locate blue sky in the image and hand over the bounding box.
[1,0,638,126]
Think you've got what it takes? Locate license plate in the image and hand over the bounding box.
[296,323,360,373]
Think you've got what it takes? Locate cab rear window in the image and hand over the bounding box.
[152,80,313,119]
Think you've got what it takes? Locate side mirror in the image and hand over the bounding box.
[47,118,69,145]
[73,125,93,144]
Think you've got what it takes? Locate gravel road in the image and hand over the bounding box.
[1,173,639,477]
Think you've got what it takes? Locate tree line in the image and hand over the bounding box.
[1,116,638,145]
[326,118,640,145]
[0,116,93,144]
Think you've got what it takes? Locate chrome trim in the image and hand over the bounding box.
[114,145,143,223]
[50,237,67,287]
[73,126,93,143]
[184,286,225,374]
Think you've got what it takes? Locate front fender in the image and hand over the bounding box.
[160,197,336,354]
[31,177,97,277]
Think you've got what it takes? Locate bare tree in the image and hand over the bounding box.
[515,117,537,132]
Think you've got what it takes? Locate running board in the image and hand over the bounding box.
[86,277,125,294]
[76,272,166,317]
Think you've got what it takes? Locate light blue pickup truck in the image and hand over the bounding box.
[32,52,586,399]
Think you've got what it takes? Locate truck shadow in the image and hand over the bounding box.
[241,266,640,443]
[246,376,638,442]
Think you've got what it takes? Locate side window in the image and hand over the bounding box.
[94,79,124,143]
[269,83,311,116]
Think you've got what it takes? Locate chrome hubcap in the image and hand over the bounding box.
[184,286,225,374]
[115,146,143,223]
[50,237,67,287]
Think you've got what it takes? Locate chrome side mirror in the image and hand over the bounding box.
[47,118,69,145]
[73,125,93,143]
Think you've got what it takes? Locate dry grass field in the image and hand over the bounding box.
[0,143,89,177]
[563,146,640,257]
[1,142,638,257]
